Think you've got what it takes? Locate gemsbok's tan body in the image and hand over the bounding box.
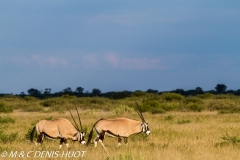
[87,103,150,150]
[30,109,85,148]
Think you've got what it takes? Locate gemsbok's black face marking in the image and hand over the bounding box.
[141,122,151,135]
[79,132,86,144]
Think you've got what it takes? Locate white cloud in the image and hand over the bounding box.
[102,53,166,70]
[31,54,69,67]
[122,58,164,70]
[104,53,120,68]
[81,54,100,69]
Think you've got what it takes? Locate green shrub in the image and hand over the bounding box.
[88,97,105,105]
[0,128,18,143]
[215,94,236,100]
[141,100,178,113]
[143,100,160,108]
[24,96,39,102]
[47,105,65,113]
[164,115,174,121]
[160,103,179,111]
[83,109,95,116]
[216,133,240,147]
[114,105,134,116]
[207,99,236,111]
[184,96,202,104]
[0,116,15,124]
[218,107,240,114]
[0,102,13,113]
[21,105,44,112]
[61,95,77,99]
[197,93,215,99]
[186,103,206,112]
[131,91,147,97]
[113,91,130,99]
[40,99,57,107]
[177,119,191,124]
[141,100,161,113]
[151,107,166,114]
[161,93,184,102]
[0,95,22,101]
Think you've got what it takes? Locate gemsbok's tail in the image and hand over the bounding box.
[87,118,103,146]
[30,126,36,143]
[87,125,95,146]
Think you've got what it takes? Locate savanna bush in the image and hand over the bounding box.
[88,97,105,105]
[131,91,148,97]
[47,105,66,113]
[21,105,44,112]
[215,133,240,147]
[82,109,95,115]
[0,102,13,113]
[160,103,179,111]
[0,116,15,123]
[113,91,130,99]
[114,105,134,115]
[215,94,237,100]
[196,93,215,99]
[140,100,160,112]
[0,95,22,101]
[185,103,206,112]
[140,100,165,114]
[207,99,236,111]
[177,119,191,124]
[151,107,166,114]
[24,96,39,102]
[0,129,18,143]
[61,94,77,99]
[164,115,174,121]
[184,96,202,104]
[140,100,180,114]
[161,93,184,102]
[40,98,58,107]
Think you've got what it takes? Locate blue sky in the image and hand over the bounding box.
[0,1,240,94]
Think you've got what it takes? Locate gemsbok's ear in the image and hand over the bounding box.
[73,132,78,137]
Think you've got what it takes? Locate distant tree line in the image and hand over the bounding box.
[1,84,240,99]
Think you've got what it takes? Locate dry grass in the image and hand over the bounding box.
[1,110,240,160]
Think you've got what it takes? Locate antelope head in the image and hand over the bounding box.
[69,107,86,144]
[135,101,151,135]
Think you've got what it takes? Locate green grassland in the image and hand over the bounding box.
[1,93,240,160]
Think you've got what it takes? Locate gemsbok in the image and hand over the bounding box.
[30,108,86,148]
[87,102,150,150]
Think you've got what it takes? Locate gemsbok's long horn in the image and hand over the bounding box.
[67,107,80,131]
[134,101,146,122]
[75,107,83,131]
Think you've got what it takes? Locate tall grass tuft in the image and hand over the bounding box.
[114,105,134,116]
[217,133,240,147]
[176,119,191,124]
[0,116,15,124]
[0,127,18,143]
